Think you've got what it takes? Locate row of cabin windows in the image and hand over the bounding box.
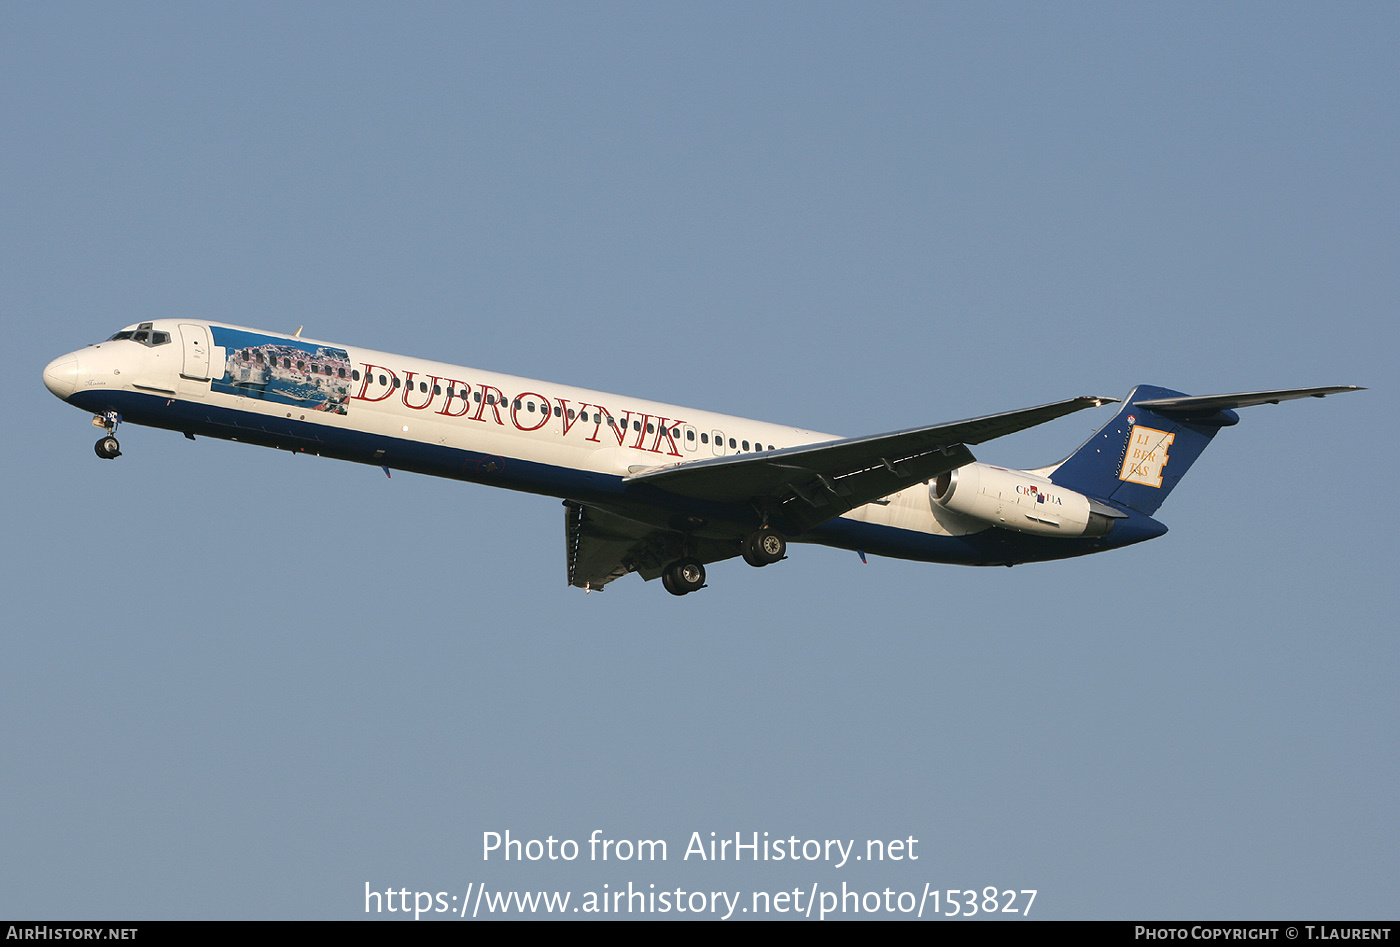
[101,338,772,449]
[345,370,777,453]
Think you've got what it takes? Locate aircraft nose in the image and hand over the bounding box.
[43,354,80,400]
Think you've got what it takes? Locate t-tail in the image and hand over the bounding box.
[1048,384,1363,516]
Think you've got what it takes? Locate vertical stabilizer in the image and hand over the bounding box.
[1047,385,1237,516]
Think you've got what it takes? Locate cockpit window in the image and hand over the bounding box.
[106,328,171,347]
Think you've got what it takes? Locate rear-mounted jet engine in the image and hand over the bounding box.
[931,464,1116,538]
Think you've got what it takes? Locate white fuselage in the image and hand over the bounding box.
[47,319,1165,592]
[45,320,974,539]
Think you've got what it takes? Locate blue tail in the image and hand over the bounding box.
[1048,384,1239,516]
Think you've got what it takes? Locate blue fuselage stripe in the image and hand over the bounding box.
[72,388,1150,566]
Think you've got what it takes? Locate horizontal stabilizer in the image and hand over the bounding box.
[1136,386,1364,418]
[1049,383,1364,516]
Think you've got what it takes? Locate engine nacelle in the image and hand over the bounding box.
[931,464,1115,538]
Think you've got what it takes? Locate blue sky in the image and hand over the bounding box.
[4,2,1394,920]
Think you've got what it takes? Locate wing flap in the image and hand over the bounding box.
[565,501,641,590]
[564,502,741,590]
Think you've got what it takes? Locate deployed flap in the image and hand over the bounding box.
[564,502,740,590]
[1135,386,1364,417]
[565,502,642,590]
[625,395,1112,532]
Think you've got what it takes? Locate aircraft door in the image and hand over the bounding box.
[681,423,698,453]
[179,324,212,381]
[711,430,726,456]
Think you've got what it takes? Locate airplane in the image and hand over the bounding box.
[43,320,1361,595]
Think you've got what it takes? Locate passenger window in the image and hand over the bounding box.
[701,433,708,444]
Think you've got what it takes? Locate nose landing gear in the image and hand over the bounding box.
[92,411,122,459]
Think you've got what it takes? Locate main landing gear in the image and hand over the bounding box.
[661,557,706,596]
[93,411,122,460]
[742,527,786,567]
[660,528,787,596]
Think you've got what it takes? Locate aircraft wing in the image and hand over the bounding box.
[565,501,740,590]
[624,395,1113,533]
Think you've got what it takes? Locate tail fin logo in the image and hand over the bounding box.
[1119,425,1176,488]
